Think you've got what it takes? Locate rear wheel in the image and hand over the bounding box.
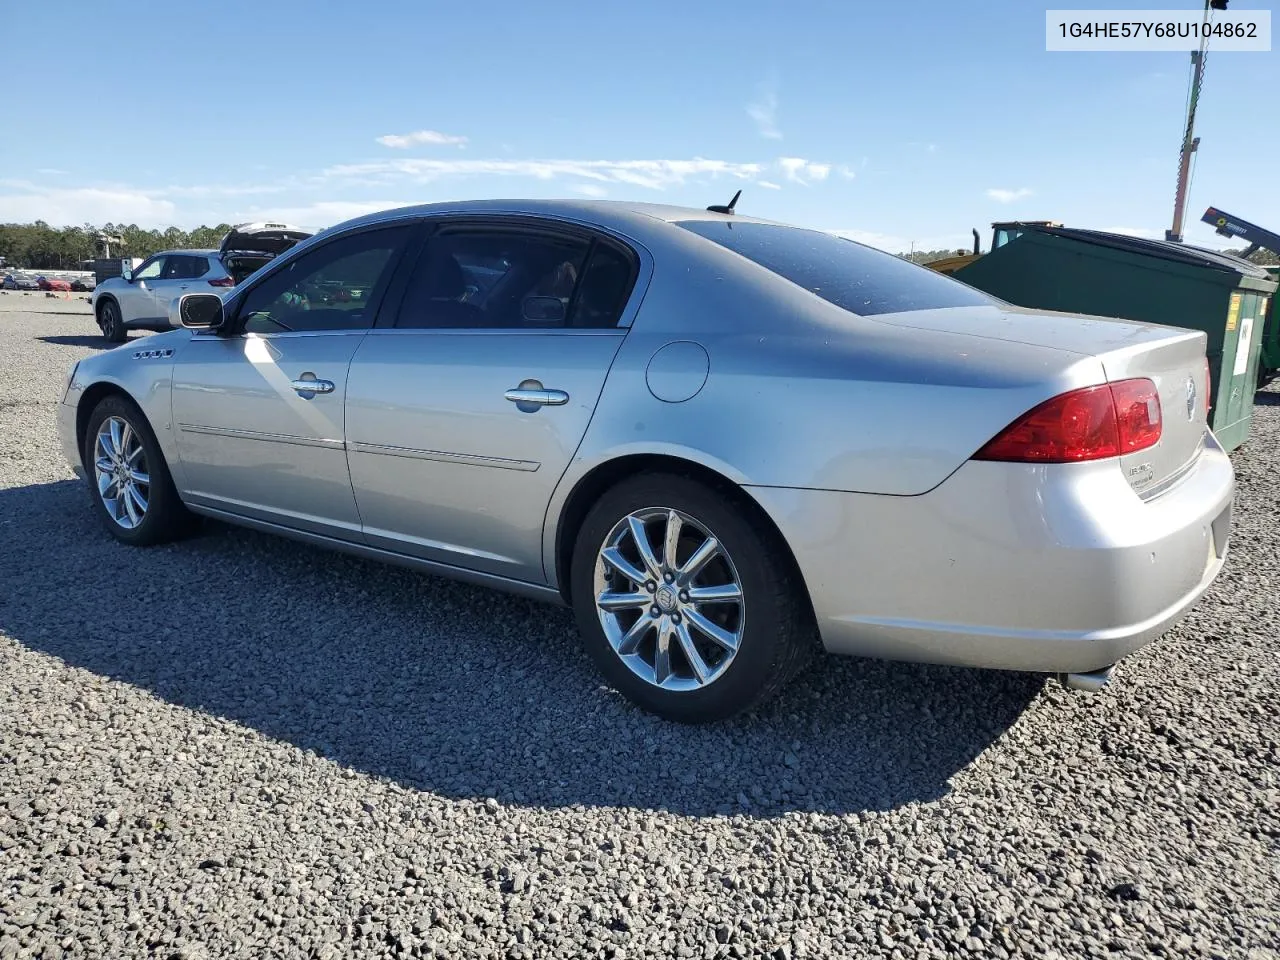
[570,472,814,723]
[83,395,195,546]
[98,299,126,343]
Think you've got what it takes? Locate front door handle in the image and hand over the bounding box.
[291,375,335,396]
[505,387,569,406]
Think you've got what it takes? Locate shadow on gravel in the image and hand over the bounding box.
[1254,391,1280,406]
[1,479,1041,818]
[36,335,120,348]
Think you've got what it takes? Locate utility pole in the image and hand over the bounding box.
[1167,0,1229,242]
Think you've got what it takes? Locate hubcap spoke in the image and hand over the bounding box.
[685,609,739,653]
[662,509,683,570]
[616,615,652,656]
[627,516,662,580]
[675,622,710,684]
[126,483,148,514]
[121,486,141,527]
[677,536,720,585]
[108,419,125,459]
[653,618,673,685]
[601,547,646,587]
[597,591,651,612]
[687,582,742,603]
[129,468,150,485]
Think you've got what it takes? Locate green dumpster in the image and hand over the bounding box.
[954,226,1278,452]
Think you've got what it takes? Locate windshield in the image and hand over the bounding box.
[675,220,994,317]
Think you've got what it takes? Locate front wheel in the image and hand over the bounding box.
[98,299,126,343]
[570,472,814,723]
[82,394,195,546]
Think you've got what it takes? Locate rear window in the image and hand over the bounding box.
[675,220,994,316]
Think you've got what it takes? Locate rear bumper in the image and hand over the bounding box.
[746,431,1235,674]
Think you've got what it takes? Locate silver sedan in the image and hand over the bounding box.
[56,199,1234,722]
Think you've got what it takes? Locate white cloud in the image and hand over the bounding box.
[0,187,177,227]
[375,129,469,149]
[747,80,782,140]
[323,157,767,191]
[837,165,857,180]
[986,187,1033,203]
[778,157,830,184]
[756,180,782,190]
[573,183,609,198]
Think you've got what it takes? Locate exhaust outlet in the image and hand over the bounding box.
[1061,665,1115,693]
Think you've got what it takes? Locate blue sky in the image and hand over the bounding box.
[1,0,1275,254]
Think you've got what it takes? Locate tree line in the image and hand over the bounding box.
[0,221,235,271]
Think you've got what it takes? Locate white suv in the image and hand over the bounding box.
[91,222,311,343]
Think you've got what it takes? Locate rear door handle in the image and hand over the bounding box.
[505,387,569,406]
[291,376,335,396]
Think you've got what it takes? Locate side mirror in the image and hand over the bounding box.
[177,292,226,331]
[522,295,566,325]
[120,267,133,282]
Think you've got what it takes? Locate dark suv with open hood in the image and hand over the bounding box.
[91,222,312,342]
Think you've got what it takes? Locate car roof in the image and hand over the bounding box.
[322,198,787,239]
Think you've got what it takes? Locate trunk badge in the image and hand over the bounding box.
[1185,377,1197,420]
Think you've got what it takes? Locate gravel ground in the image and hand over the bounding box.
[2,295,1278,959]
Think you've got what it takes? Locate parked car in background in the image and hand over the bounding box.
[57,199,1234,723]
[70,276,97,292]
[38,276,73,292]
[90,222,312,342]
[3,274,41,291]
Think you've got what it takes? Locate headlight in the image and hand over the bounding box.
[60,361,80,403]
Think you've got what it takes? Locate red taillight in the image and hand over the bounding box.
[207,276,235,287]
[974,378,1162,463]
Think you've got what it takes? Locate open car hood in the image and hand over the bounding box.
[219,221,313,257]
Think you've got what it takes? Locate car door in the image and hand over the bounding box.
[117,255,167,324]
[345,218,641,582]
[170,222,416,537]
[150,255,198,325]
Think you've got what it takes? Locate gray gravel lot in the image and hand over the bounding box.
[2,291,1278,959]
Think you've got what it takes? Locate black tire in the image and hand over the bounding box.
[82,394,196,546]
[569,472,815,723]
[98,298,126,343]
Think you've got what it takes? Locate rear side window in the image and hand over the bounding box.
[188,256,210,279]
[675,220,993,316]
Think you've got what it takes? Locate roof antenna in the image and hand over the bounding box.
[707,189,742,215]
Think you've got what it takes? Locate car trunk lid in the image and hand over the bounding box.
[218,221,312,257]
[871,304,1210,495]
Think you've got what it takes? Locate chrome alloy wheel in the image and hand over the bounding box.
[93,416,150,529]
[592,507,745,692]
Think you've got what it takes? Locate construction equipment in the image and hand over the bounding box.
[926,221,1062,275]
[1202,206,1280,384]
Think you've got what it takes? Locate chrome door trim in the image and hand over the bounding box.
[360,328,628,338]
[184,502,566,605]
[348,440,540,472]
[177,422,345,449]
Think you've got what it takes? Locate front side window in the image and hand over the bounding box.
[675,220,994,316]
[134,257,165,281]
[235,225,411,334]
[396,228,594,329]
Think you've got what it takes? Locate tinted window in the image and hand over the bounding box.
[396,228,591,329]
[675,220,994,316]
[236,226,410,334]
[570,243,635,328]
[187,256,211,279]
